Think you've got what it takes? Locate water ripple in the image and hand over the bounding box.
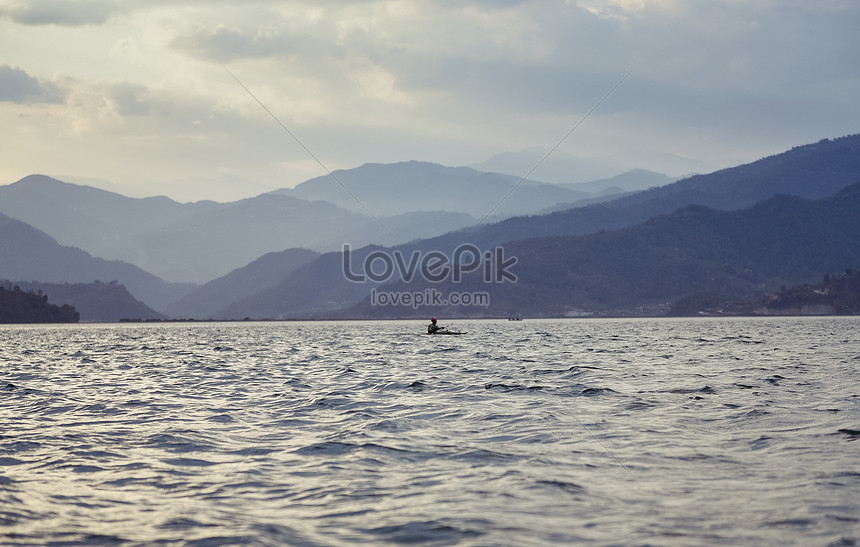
[1,318,859,545]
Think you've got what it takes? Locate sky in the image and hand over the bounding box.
[1,0,858,202]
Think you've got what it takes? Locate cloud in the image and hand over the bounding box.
[0,0,128,26]
[0,64,64,103]
[171,25,305,63]
[577,0,676,20]
[167,2,626,117]
[1,1,858,201]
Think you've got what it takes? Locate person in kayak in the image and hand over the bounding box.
[428,317,443,334]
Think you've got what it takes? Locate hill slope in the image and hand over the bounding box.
[14,281,163,322]
[206,135,860,318]
[0,212,191,311]
[216,246,389,319]
[347,182,860,317]
[165,248,320,318]
[0,283,79,323]
[559,169,674,195]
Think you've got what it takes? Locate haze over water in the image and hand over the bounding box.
[2,318,858,545]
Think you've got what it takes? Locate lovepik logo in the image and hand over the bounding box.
[342,243,517,284]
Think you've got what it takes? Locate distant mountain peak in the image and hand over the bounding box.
[273,161,599,218]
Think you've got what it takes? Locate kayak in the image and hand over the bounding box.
[426,330,466,335]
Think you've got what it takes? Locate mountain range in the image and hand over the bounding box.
[187,135,860,319]
[0,175,470,283]
[411,135,860,254]
[0,164,653,284]
[469,148,708,184]
[270,160,638,217]
[1,134,859,320]
[345,183,860,318]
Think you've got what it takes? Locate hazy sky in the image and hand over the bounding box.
[2,0,858,201]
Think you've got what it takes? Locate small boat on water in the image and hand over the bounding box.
[426,317,465,335]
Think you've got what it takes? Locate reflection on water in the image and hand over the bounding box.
[1,318,859,545]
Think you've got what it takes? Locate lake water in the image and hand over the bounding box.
[1,318,858,546]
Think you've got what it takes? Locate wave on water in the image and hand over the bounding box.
[1,318,859,545]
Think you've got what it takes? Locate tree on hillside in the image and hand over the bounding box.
[0,281,79,323]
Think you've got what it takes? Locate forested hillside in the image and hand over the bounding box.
[0,282,79,323]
